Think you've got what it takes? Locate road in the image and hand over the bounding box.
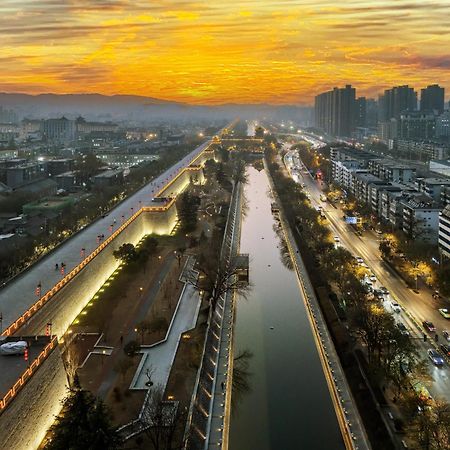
[0,128,229,333]
[283,142,450,403]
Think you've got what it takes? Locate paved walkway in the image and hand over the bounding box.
[0,140,212,331]
[130,259,201,391]
[96,254,176,399]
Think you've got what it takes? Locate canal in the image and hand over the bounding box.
[230,166,344,450]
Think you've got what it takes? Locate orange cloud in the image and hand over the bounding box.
[0,0,448,104]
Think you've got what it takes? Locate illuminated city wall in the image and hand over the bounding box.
[16,205,176,338]
[157,166,204,198]
[0,347,68,450]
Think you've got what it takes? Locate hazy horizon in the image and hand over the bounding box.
[1,1,449,105]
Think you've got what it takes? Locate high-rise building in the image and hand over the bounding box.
[378,85,417,121]
[420,84,445,114]
[436,111,450,141]
[366,99,378,128]
[398,111,436,141]
[314,84,356,137]
[355,97,366,128]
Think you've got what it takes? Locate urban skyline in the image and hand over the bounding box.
[1,1,450,104]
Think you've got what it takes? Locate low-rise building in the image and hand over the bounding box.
[54,171,78,191]
[399,193,440,242]
[441,186,450,207]
[415,177,450,205]
[47,158,76,177]
[396,140,449,161]
[439,205,450,259]
[92,169,124,188]
[367,159,416,183]
[430,159,450,177]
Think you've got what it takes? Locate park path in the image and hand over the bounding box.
[130,258,201,391]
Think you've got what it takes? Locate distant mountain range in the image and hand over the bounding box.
[0,92,313,124]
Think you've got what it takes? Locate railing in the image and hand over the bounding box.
[2,149,213,337]
[184,182,242,450]
[0,335,58,413]
[266,164,369,450]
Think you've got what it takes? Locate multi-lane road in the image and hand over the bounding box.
[283,142,450,403]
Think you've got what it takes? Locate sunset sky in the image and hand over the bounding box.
[0,0,449,105]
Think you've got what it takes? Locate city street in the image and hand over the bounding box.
[283,143,450,402]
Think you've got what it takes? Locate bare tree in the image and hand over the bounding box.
[62,339,81,388]
[188,256,250,311]
[144,385,186,450]
[114,357,133,381]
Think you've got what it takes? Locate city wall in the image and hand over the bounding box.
[16,205,177,337]
[0,346,68,450]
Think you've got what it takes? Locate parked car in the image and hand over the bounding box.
[397,323,410,336]
[373,289,385,299]
[333,236,340,243]
[391,302,401,313]
[440,344,450,357]
[379,286,389,295]
[443,330,450,341]
[428,349,444,366]
[423,321,436,332]
[369,274,377,282]
[356,257,364,264]
[439,308,450,319]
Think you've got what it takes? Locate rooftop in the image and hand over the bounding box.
[93,169,124,179]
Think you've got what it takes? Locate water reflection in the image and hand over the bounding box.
[231,349,253,411]
[230,167,344,450]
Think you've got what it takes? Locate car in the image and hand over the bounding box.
[373,289,385,299]
[334,236,340,243]
[391,302,401,313]
[356,257,364,264]
[379,286,389,294]
[423,321,436,332]
[428,349,444,366]
[444,331,450,341]
[440,344,450,357]
[375,229,383,235]
[397,323,410,336]
[369,274,377,282]
[439,308,450,319]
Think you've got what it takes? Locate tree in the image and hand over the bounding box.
[114,357,133,381]
[189,256,250,311]
[144,385,186,450]
[124,339,140,357]
[408,400,450,450]
[349,302,393,364]
[136,319,152,343]
[177,192,200,232]
[379,239,393,259]
[113,243,138,264]
[45,385,119,450]
[437,264,450,297]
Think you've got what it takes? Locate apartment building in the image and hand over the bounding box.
[439,205,450,259]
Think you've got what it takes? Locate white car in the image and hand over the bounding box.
[334,236,340,243]
[0,341,27,355]
[391,302,401,313]
[369,274,377,282]
[356,257,364,264]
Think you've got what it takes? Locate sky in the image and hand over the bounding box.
[0,0,449,105]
